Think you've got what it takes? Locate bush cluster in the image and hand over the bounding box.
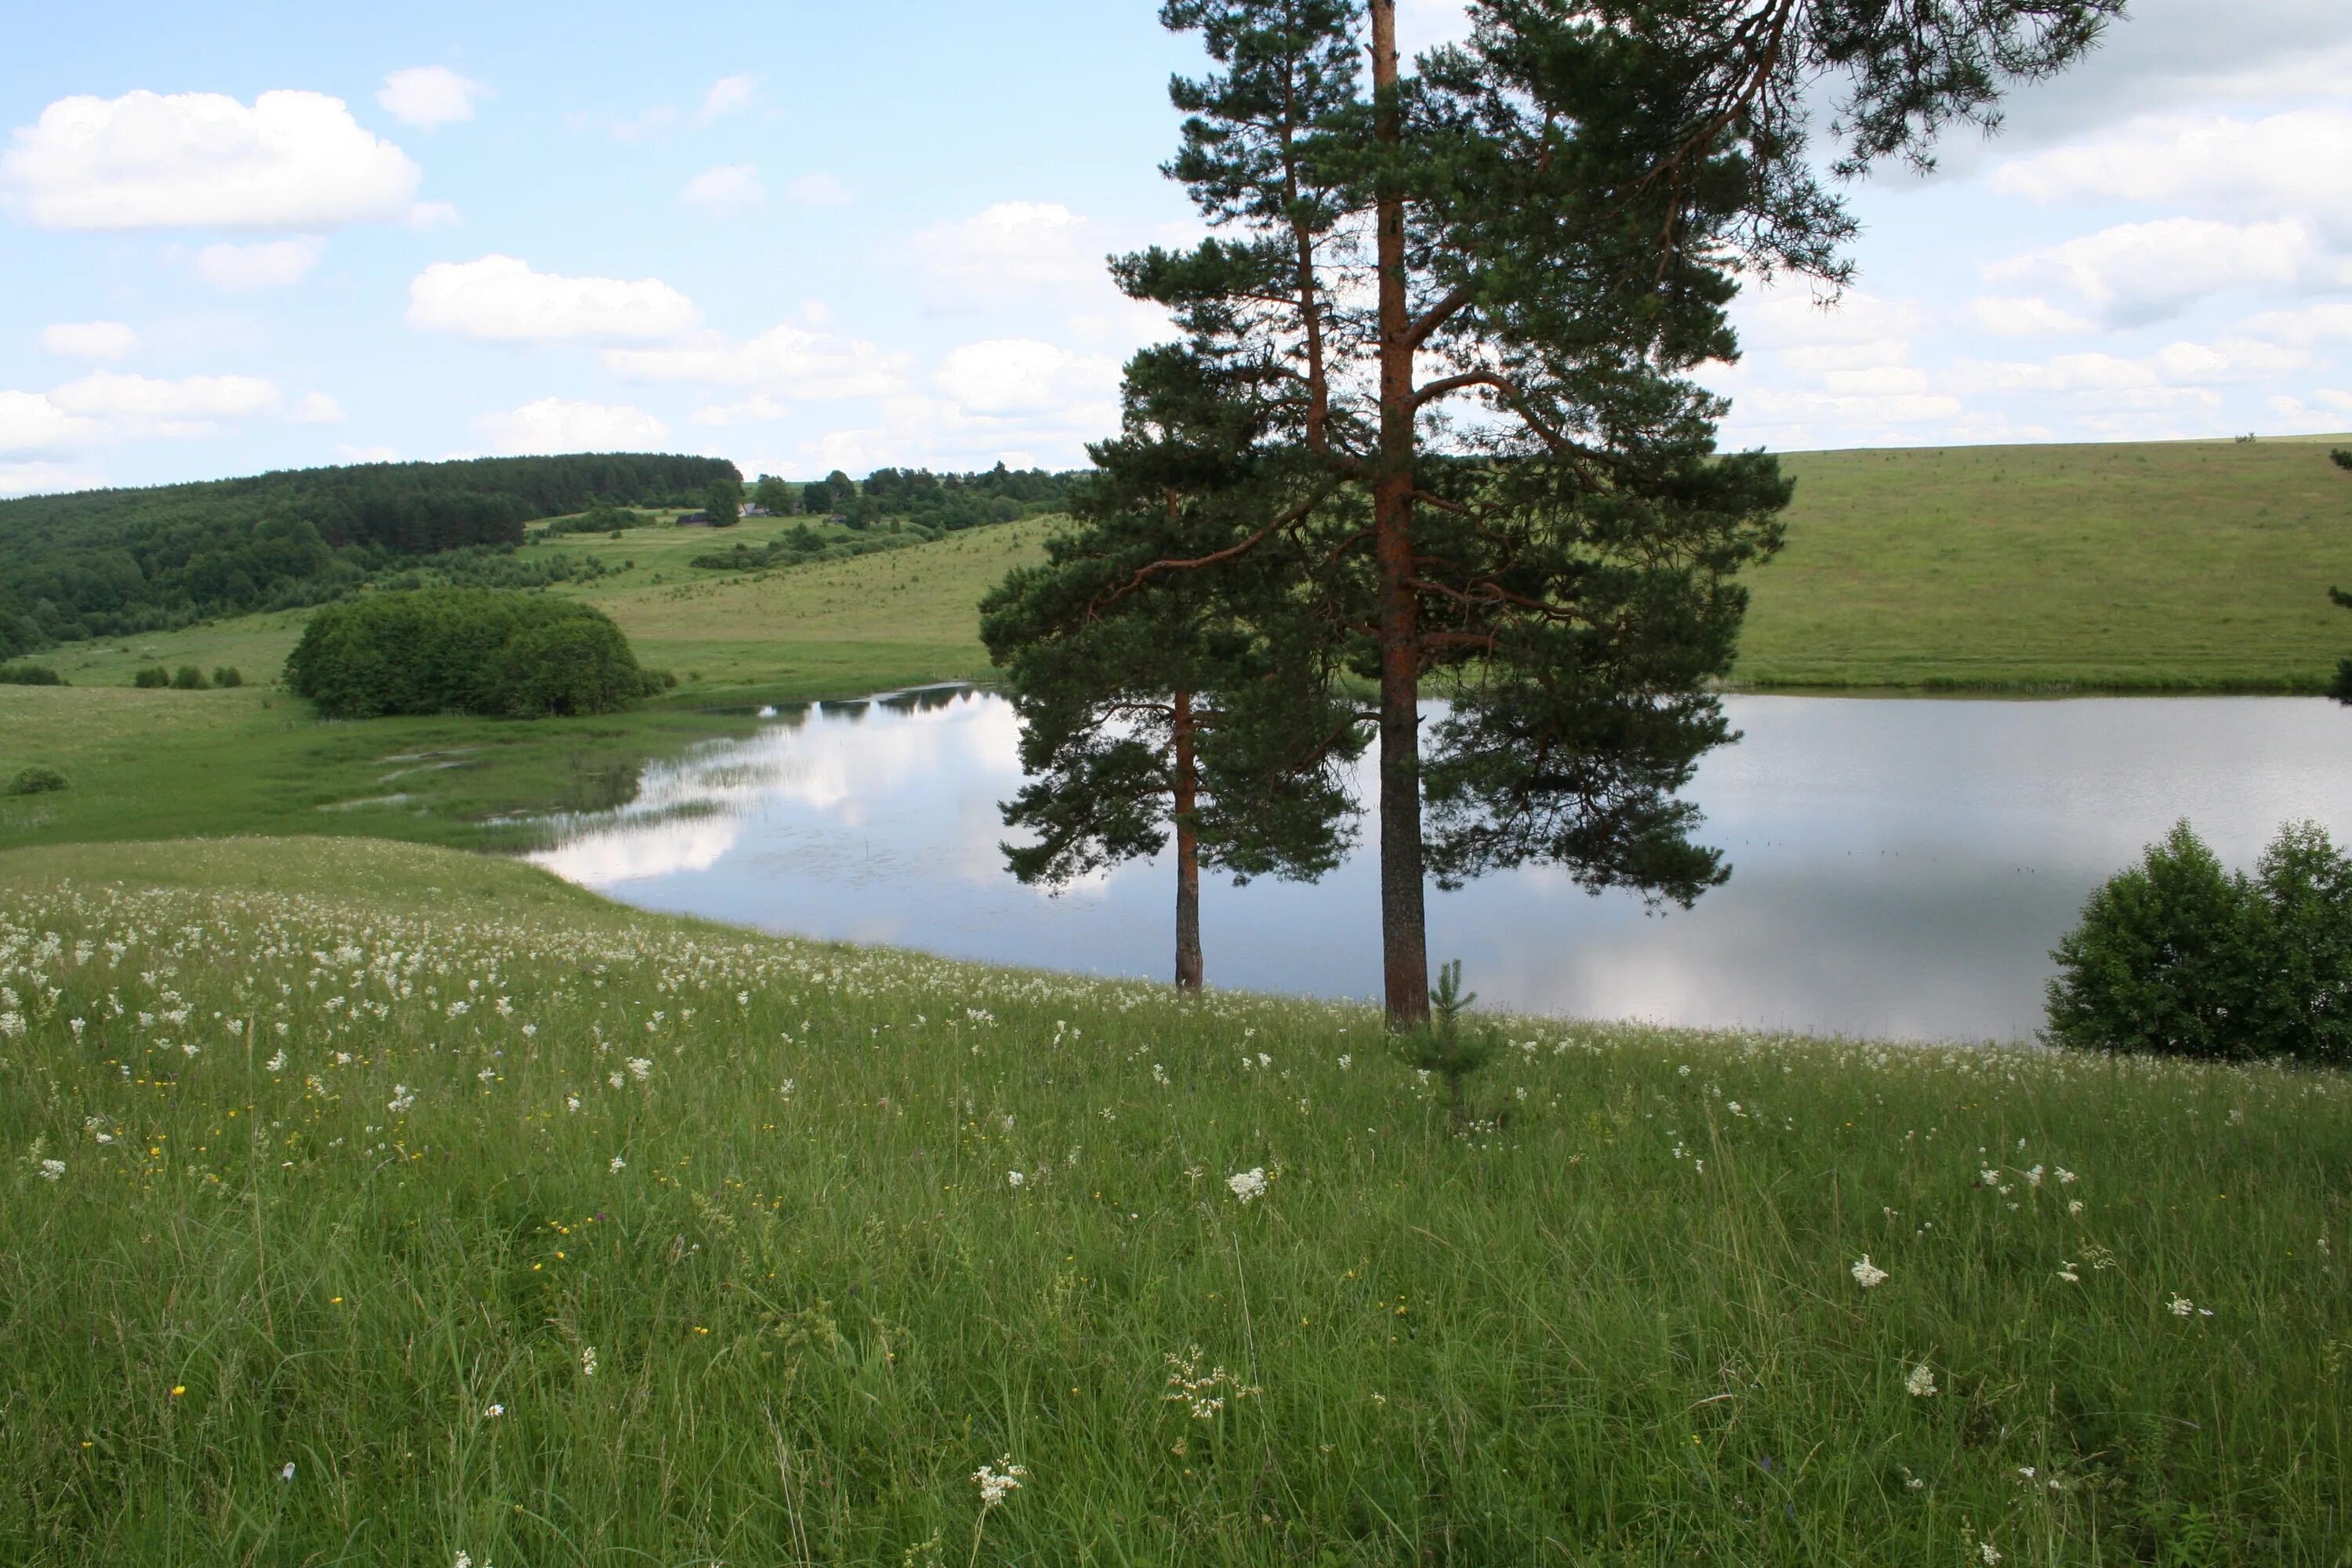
[2046,820,2352,1065]
[0,663,64,685]
[284,589,663,719]
[4,764,68,795]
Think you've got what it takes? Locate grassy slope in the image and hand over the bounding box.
[9,437,2349,851]
[1736,438,2352,691]
[0,835,2343,1564]
[0,521,1054,853]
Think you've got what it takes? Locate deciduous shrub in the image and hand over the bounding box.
[5,764,67,795]
[0,662,64,685]
[2047,819,2352,1065]
[212,666,244,688]
[171,665,210,690]
[284,589,656,719]
[132,666,170,688]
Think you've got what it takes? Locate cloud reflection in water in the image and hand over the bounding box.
[528,691,2352,1040]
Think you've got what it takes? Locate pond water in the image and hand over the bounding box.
[528,689,2352,1040]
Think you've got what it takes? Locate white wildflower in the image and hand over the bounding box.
[387,1085,416,1115]
[1227,1167,1269,1204]
[580,1346,597,1377]
[2056,1167,2077,1185]
[1851,1255,1889,1290]
[279,1461,296,1482]
[1980,1168,2001,1188]
[565,1095,580,1114]
[485,1403,505,1418]
[2168,1295,2195,1317]
[626,1057,652,1082]
[1905,1363,1937,1398]
[608,1156,626,1173]
[1336,1054,1352,1070]
[1006,1171,1024,1188]
[1980,1541,2002,1566]
[608,1072,624,1090]
[265,1049,288,1073]
[2025,1165,2044,1188]
[2057,1263,2081,1283]
[38,1159,66,1182]
[971,1456,1027,1508]
[2067,1199,2085,1215]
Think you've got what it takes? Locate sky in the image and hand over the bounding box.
[2,0,2348,497]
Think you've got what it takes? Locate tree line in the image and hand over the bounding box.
[0,452,738,655]
[982,0,2120,1025]
[742,463,1083,532]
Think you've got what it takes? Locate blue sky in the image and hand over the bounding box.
[3,0,2348,496]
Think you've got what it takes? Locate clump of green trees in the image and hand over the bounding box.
[2047,821,2352,1065]
[5,764,68,796]
[0,663,64,685]
[0,451,735,653]
[284,590,670,720]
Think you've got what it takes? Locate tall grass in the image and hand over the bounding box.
[1,839,2345,1566]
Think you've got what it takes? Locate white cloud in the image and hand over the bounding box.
[1,89,422,230]
[2154,336,2310,384]
[1988,107,2352,238]
[681,164,764,216]
[701,74,756,123]
[0,459,101,497]
[1967,296,2098,339]
[608,321,906,401]
[0,390,98,453]
[407,255,699,343]
[49,371,282,437]
[915,201,1098,310]
[1984,219,2327,326]
[332,442,398,463]
[786,172,851,206]
[37,321,140,360]
[377,67,489,130]
[932,338,1119,416]
[477,397,669,455]
[287,390,345,424]
[194,234,325,291]
[2238,302,2352,347]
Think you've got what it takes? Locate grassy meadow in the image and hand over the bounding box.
[1738,437,2352,691]
[2,835,2346,1566]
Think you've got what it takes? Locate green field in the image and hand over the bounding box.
[1739,437,2352,691]
[7,436,2349,856]
[0,835,2343,1565]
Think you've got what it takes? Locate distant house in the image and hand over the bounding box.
[676,511,716,527]
[741,503,772,518]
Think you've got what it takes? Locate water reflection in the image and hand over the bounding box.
[528,690,2352,1040]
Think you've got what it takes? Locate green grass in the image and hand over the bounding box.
[10,436,2352,855]
[1735,438,2352,691]
[0,522,1055,854]
[0,836,2343,1564]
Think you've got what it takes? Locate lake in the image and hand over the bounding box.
[528,689,2352,1040]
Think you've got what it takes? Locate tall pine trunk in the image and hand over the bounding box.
[1370,0,1430,1026]
[1172,688,1204,992]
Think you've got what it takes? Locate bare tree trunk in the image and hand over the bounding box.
[1370,0,1430,1027]
[1172,688,1204,992]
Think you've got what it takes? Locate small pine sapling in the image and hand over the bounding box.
[1396,960,1498,1120]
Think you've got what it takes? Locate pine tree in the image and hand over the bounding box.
[1111,0,2120,1023]
[982,344,1363,989]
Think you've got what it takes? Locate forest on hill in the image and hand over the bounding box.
[0,453,738,655]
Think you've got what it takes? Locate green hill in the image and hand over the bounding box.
[1738,437,2352,691]
[0,452,739,655]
